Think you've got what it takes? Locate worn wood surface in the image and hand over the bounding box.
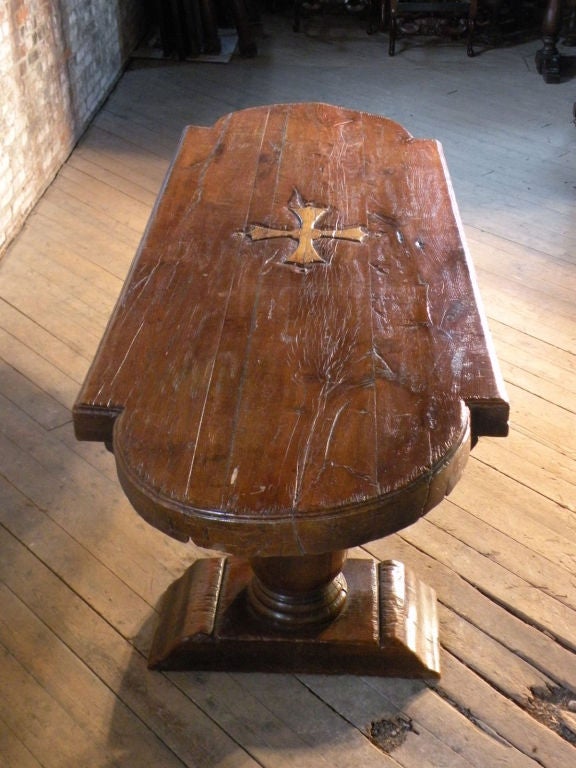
[1,10,575,766]
[148,557,441,676]
[73,103,507,558]
[72,103,508,674]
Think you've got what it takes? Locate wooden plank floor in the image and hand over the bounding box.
[1,11,575,767]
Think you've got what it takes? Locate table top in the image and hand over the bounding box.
[73,103,508,557]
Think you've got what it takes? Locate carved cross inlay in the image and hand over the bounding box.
[246,200,367,266]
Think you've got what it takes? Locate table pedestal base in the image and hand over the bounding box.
[148,557,440,677]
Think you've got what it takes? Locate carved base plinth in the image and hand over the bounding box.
[148,558,440,677]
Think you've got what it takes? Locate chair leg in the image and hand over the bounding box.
[467,0,477,56]
[229,0,258,57]
[535,0,564,83]
[389,8,397,56]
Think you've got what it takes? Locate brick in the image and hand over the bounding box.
[0,0,149,254]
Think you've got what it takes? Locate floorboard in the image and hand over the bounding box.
[1,10,574,766]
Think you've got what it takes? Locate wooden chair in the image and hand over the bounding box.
[388,0,478,56]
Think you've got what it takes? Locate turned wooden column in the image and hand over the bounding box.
[248,551,348,627]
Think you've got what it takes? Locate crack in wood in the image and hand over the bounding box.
[427,682,524,752]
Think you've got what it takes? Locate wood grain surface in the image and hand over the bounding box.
[73,103,508,556]
[3,20,575,762]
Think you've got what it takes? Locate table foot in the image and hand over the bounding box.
[148,557,440,677]
[535,46,562,83]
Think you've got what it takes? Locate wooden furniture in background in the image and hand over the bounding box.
[293,0,377,34]
[388,0,478,56]
[154,0,258,58]
[536,0,567,82]
[73,103,509,677]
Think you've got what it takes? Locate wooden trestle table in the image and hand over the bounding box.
[73,103,509,677]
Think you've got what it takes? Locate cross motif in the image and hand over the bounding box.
[246,201,367,266]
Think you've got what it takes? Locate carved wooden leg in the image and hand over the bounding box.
[536,0,565,83]
[148,553,441,677]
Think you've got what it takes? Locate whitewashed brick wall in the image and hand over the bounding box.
[0,0,148,254]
